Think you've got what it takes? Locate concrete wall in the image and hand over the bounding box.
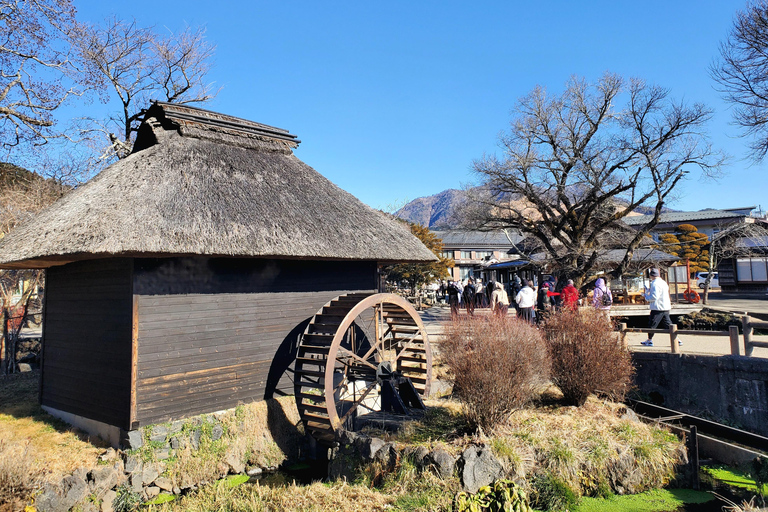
[632,352,768,437]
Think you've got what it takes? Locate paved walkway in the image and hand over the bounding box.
[417,305,768,359]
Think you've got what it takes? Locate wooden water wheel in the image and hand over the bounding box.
[294,293,432,443]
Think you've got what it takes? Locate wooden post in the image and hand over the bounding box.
[688,425,700,490]
[743,314,754,357]
[729,325,741,356]
[0,308,6,375]
[670,323,680,354]
[620,322,628,350]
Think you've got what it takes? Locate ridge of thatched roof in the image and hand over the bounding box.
[0,102,437,268]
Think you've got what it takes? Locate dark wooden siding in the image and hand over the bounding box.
[42,259,133,428]
[133,257,376,426]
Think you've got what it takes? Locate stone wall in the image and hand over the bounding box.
[632,352,768,436]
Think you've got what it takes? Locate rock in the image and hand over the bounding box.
[620,408,640,423]
[428,379,453,398]
[460,446,504,494]
[211,423,224,441]
[337,429,360,448]
[89,463,120,497]
[374,443,399,469]
[170,435,186,450]
[18,362,32,372]
[412,445,430,468]
[170,420,184,434]
[426,448,456,479]
[172,486,181,495]
[142,463,159,486]
[356,436,386,461]
[124,430,143,450]
[99,448,118,462]
[190,428,202,450]
[154,477,174,492]
[247,466,263,477]
[224,448,245,474]
[124,456,142,474]
[156,447,171,460]
[145,486,161,499]
[130,472,143,493]
[101,489,117,512]
[36,473,89,512]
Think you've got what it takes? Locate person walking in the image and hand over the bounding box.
[447,279,460,318]
[491,281,510,317]
[592,278,612,315]
[515,280,536,324]
[463,278,476,316]
[561,279,580,311]
[475,279,486,308]
[642,268,680,346]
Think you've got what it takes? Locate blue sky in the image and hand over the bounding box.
[66,1,764,214]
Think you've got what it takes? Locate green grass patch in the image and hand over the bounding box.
[703,465,767,495]
[146,492,176,505]
[576,488,713,512]
[223,474,250,487]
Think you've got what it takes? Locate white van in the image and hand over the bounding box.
[696,272,719,289]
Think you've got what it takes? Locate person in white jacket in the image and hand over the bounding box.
[491,281,510,317]
[642,268,680,346]
[515,280,536,324]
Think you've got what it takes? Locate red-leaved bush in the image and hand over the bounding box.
[542,308,634,406]
[441,315,550,430]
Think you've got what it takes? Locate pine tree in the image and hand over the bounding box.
[655,224,710,275]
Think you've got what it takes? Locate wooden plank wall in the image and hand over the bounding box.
[133,257,376,426]
[42,259,133,427]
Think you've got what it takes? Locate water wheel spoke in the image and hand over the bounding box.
[337,346,378,371]
[338,380,378,425]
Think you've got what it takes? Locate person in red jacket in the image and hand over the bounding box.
[561,279,580,310]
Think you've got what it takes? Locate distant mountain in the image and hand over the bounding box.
[394,187,677,228]
[394,189,466,228]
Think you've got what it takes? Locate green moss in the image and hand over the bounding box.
[703,465,768,495]
[576,489,713,512]
[145,492,176,505]
[223,474,250,487]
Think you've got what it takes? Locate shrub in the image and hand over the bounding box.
[441,316,550,430]
[0,438,44,508]
[542,308,633,406]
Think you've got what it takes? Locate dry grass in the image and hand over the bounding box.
[149,480,395,512]
[0,373,106,507]
[156,396,304,489]
[496,396,685,498]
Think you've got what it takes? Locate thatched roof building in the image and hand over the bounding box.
[0,102,435,447]
[0,102,435,268]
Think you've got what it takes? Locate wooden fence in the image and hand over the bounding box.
[618,322,743,355]
[741,315,768,357]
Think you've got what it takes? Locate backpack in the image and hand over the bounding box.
[600,289,612,307]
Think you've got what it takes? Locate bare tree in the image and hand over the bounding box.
[702,220,768,304]
[73,16,217,161]
[465,74,723,286]
[0,0,79,149]
[712,1,768,161]
[0,162,66,374]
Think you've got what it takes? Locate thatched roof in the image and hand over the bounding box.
[0,102,437,269]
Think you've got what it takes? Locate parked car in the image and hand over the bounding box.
[696,272,719,289]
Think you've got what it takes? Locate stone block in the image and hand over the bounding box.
[142,464,159,486]
[356,436,386,461]
[124,456,142,474]
[145,486,161,499]
[190,428,202,450]
[101,489,117,512]
[460,446,504,493]
[154,477,174,492]
[124,430,143,450]
[36,473,89,512]
[211,423,224,441]
[89,463,120,497]
[426,448,456,479]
